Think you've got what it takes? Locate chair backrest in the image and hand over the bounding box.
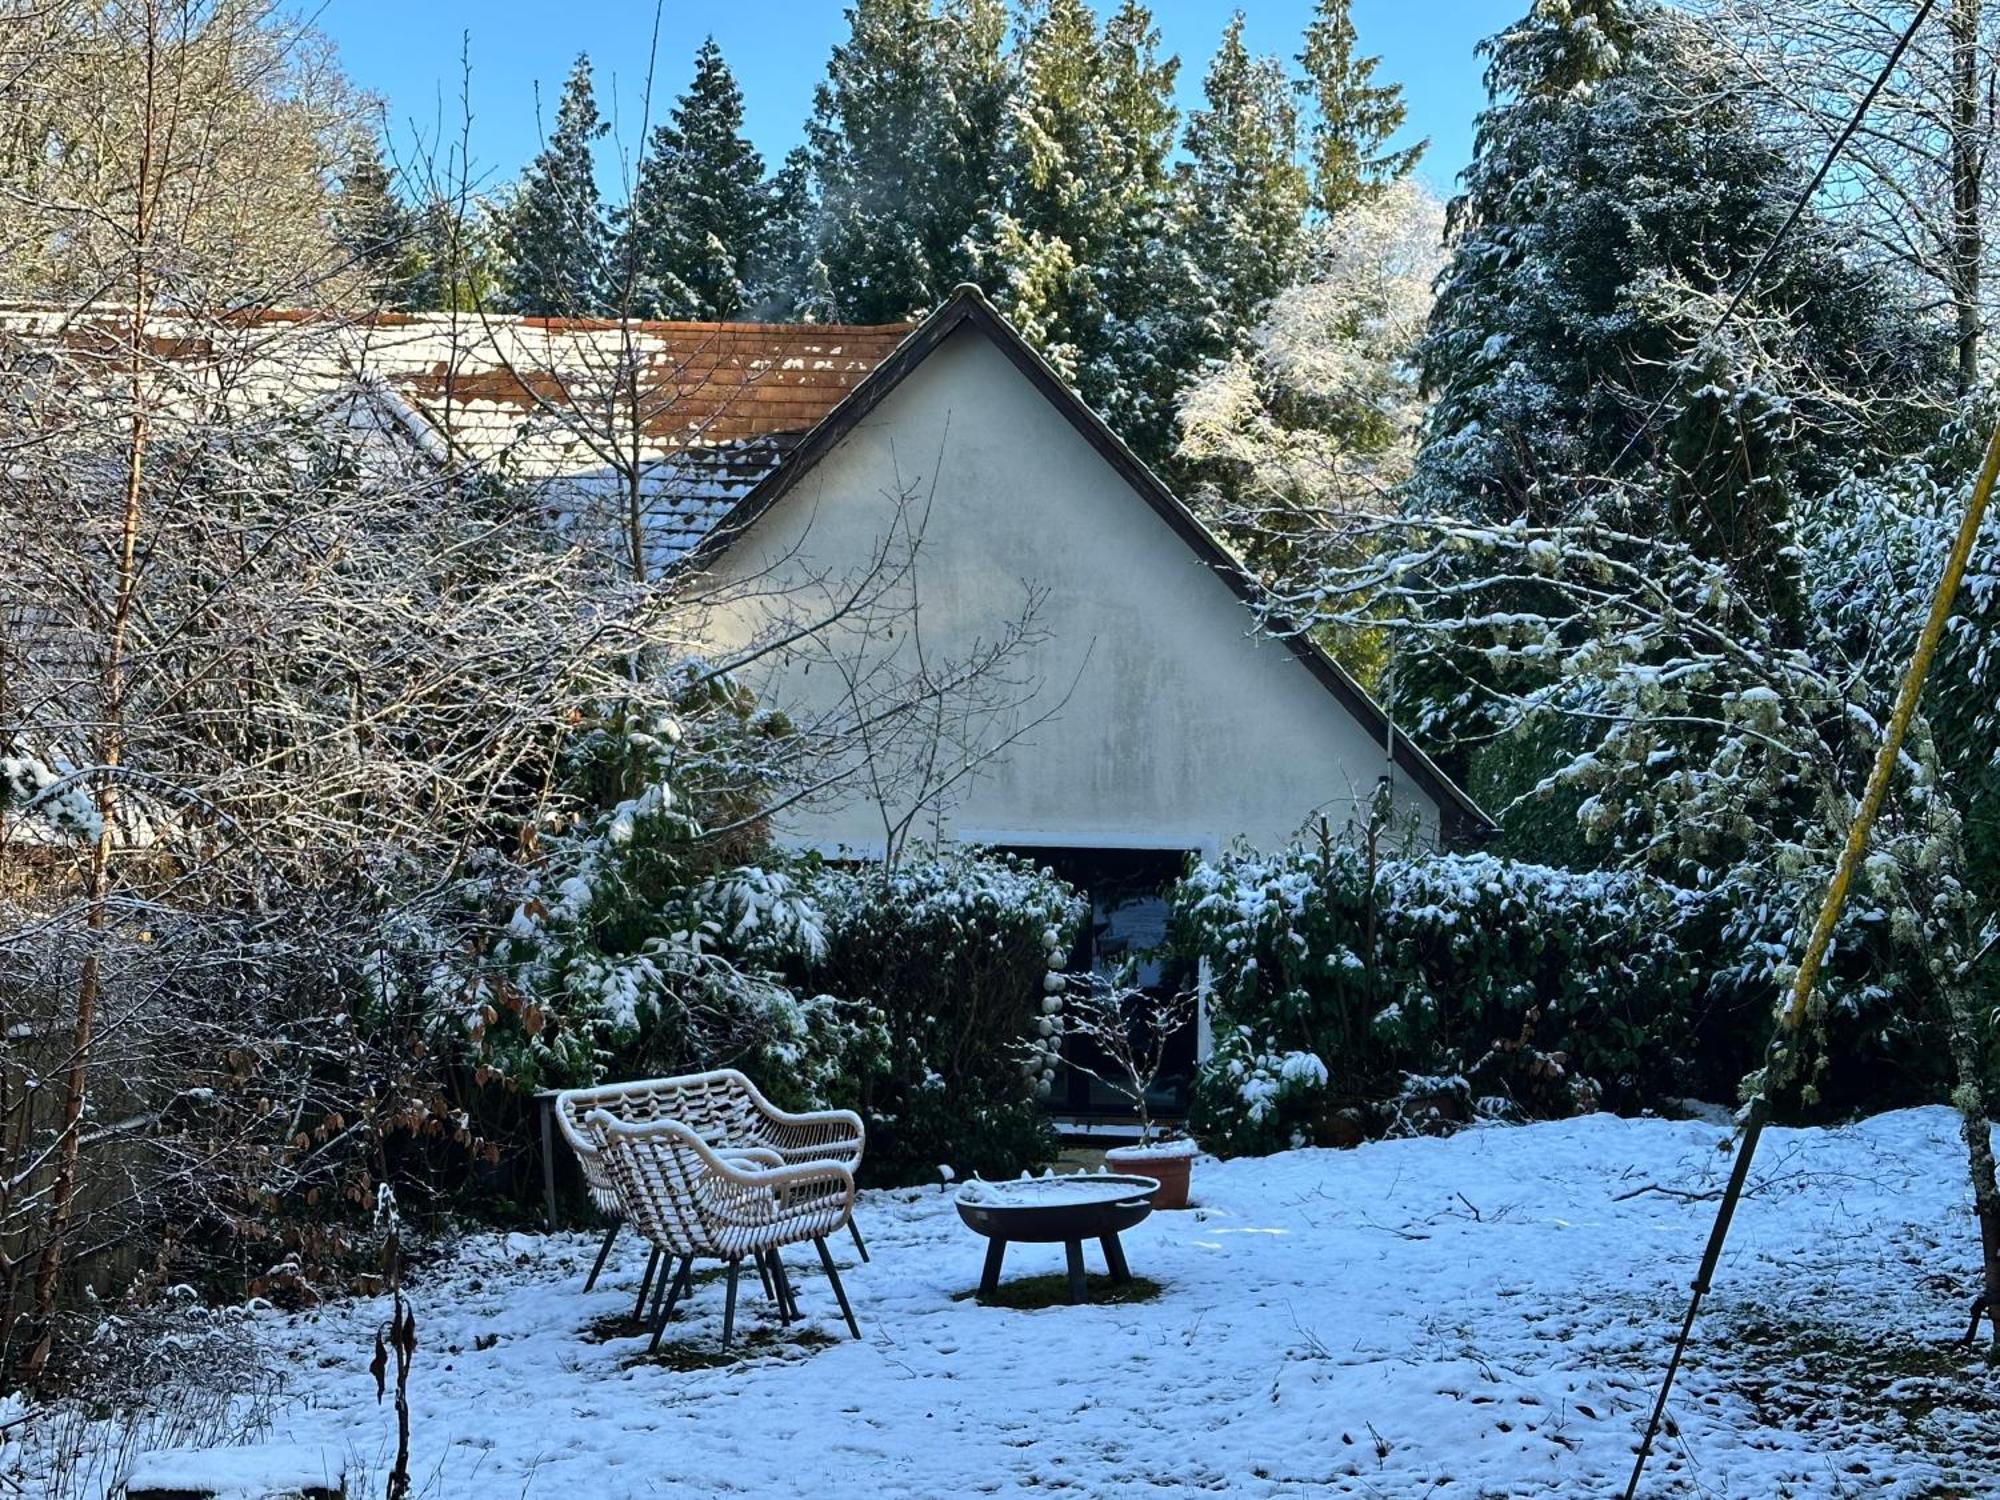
[553,1079,692,1213]
[583,1114,720,1257]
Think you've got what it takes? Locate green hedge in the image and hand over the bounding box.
[797,852,1084,1185]
[1175,846,1743,1154]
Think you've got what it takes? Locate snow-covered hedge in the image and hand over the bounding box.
[474,796,1083,1187]
[1176,846,1735,1154]
[799,852,1086,1186]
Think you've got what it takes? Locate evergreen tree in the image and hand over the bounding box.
[805,0,940,320]
[1402,0,1946,806]
[750,146,834,320]
[1296,0,1426,217]
[623,38,766,320]
[804,0,1009,321]
[928,0,1011,291]
[994,0,1118,379]
[331,142,419,308]
[407,194,501,312]
[500,54,608,316]
[1413,1,1940,555]
[1089,0,1189,460]
[985,1,1193,464]
[1172,16,1310,379]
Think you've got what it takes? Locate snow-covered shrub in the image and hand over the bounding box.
[463,732,1083,1186]
[798,851,1087,1186]
[1177,843,1731,1155]
[462,690,892,1124]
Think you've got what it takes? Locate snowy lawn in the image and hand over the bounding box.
[180,1110,2000,1496]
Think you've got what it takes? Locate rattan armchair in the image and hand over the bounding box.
[584,1109,862,1350]
[554,1071,869,1315]
[641,1069,869,1256]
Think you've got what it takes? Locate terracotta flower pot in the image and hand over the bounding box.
[1103,1141,1196,1209]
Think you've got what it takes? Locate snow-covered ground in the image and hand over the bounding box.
[41,1108,2000,1497]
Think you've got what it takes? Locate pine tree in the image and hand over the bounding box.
[1296,0,1426,217]
[994,0,1116,379]
[928,0,1010,292]
[1089,0,1188,462]
[805,0,940,320]
[750,146,833,320]
[1169,15,1310,397]
[1413,1,1938,547]
[804,0,1010,321]
[983,2,1193,463]
[500,54,608,316]
[331,142,420,309]
[407,194,501,312]
[623,38,766,321]
[1401,0,1946,806]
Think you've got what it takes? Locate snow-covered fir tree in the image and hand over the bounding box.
[1170,16,1310,399]
[1412,0,1943,560]
[1085,0,1192,461]
[622,38,767,321]
[750,145,834,319]
[803,0,1008,321]
[499,54,608,317]
[993,0,1180,419]
[330,141,419,308]
[1296,0,1426,217]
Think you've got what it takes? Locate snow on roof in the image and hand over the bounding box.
[0,305,915,564]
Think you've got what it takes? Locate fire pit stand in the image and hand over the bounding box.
[955,1174,1159,1305]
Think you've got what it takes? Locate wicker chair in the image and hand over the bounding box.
[554,1072,869,1310]
[584,1109,862,1350]
[640,1069,869,1256]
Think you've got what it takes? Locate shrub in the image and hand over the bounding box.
[1176,844,1742,1154]
[798,851,1085,1185]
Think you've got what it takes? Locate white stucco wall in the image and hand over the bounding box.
[693,322,1446,858]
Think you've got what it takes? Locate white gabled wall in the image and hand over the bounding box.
[694,322,1445,855]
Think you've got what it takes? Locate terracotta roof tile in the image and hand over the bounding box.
[0,305,915,564]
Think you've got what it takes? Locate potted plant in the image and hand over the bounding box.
[1064,979,1200,1208]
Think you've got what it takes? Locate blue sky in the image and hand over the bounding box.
[318,1,1519,200]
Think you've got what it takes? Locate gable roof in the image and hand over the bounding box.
[0,294,1489,837]
[689,285,1496,843]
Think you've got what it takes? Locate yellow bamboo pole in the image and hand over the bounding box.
[1624,409,2000,1499]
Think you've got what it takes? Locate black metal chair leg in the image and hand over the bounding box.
[647,1275,673,1354]
[633,1246,662,1319]
[755,1249,775,1304]
[647,1253,690,1354]
[814,1235,862,1339]
[770,1252,799,1324]
[583,1221,620,1292]
[661,1255,694,1320]
[848,1217,870,1263]
[1064,1239,1087,1305]
[721,1259,742,1350]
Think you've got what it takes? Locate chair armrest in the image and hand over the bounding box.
[736,1078,866,1163]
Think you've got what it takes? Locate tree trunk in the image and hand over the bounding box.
[1951,0,1983,390]
[23,2,160,1384]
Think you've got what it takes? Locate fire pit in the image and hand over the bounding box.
[955,1174,1158,1304]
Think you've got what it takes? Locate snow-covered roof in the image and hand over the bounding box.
[0,305,915,563]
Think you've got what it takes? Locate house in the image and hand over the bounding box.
[2,291,1489,1108]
